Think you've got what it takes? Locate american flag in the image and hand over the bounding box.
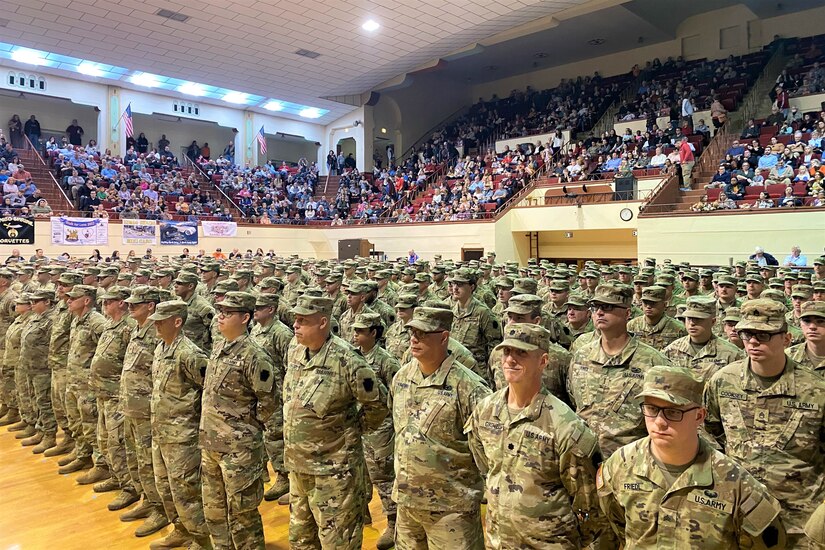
[122,104,134,138]
[257,125,267,156]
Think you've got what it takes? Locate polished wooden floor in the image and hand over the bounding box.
[0,426,387,549]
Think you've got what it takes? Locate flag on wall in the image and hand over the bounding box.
[122,103,134,138]
[257,125,267,156]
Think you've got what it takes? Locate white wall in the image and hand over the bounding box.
[131,113,234,159]
[0,93,99,144]
[264,136,320,164]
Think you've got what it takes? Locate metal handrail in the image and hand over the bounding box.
[739,46,788,125]
[22,135,74,212]
[183,156,246,219]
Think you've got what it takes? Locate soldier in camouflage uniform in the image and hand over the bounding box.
[567,284,670,459]
[352,312,401,550]
[324,273,348,320]
[599,365,785,548]
[449,268,502,385]
[209,279,240,351]
[5,294,33,437]
[385,293,417,361]
[199,262,220,298]
[200,291,276,550]
[390,307,491,549]
[0,268,19,425]
[58,285,108,476]
[284,295,389,549]
[547,279,571,319]
[704,299,825,545]
[807,499,825,546]
[663,296,744,382]
[399,300,480,375]
[374,270,398,307]
[250,292,293,502]
[627,286,687,351]
[720,306,745,350]
[786,301,824,375]
[713,275,740,335]
[364,280,396,332]
[174,270,215,354]
[564,292,594,338]
[42,271,82,456]
[149,300,211,550]
[19,289,57,452]
[283,265,306,308]
[119,286,169,535]
[339,280,376,344]
[467,323,602,549]
[430,265,450,300]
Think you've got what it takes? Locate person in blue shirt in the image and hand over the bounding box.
[18,180,37,197]
[757,146,778,170]
[707,165,731,188]
[783,246,808,266]
[602,152,623,172]
[100,162,117,179]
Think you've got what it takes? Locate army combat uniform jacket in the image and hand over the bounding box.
[663,335,745,383]
[120,322,158,419]
[627,315,687,352]
[151,333,207,444]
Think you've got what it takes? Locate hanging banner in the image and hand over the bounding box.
[159,220,199,245]
[0,216,35,244]
[122,219,158,245]
[51,216,108,245]
[201,221,238,238]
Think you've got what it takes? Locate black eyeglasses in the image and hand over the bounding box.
[406,328,443,340]
[737,331,780,343]
[640,404,699,422]
[589,303,627,313]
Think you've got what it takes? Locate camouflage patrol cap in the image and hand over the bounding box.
[633,273,649,284]
[716,275,737,287]
[232,268,254,280]
[100,286,131,300]
[682,296,717,319]
[637,365,703,406]
[641,286,667,303]
[814,280,825,292]
[255,293,280,308]
[699,269,714,277]
[402,267,416,277]
[800,301,825,319]
[292,295,333,317]
[589,284,633,307]
[157,267,176,279]
[495,323,551,352]
[405,306,453,333]
[83,267,101,277]
[374,270,391,280]
[136,268,152,278]
[745,273,764,284]
[351,312,383,330]
[654,274,675,287]
[549,279,570,291]
[117,272,134,282]
[681,271,699,281]
[172,271,198,285]
[285,265,302,274]
[212,279,239,294]
[49,265,68,274]
[565,293,588,307]
[18,265,35,274]
[813,256,825,266]
[156,288,173,301]
[395,293,419,309]
[217,291,256,312]
[0,268,15,279]
[431,265,447,274]
[98,266,119,278]
[783,272,799,282]
[324,273,343,284]
[791,284,813,300]
[736,299,787,332]
[57,272,83,286]
[504,294,543,315]
[722,307,742,323]
[734,260,747,267]
[760,288,787,303]
[65,284,97,299]
[30,288,55,302]
[345,280,371,294]
[512,278,538,295]
[768,277,784,289]
[447,268,476,284]
[200,263,220,273]
[259,277,283,291]
[413,272,431,283]
[124,285,161,304]
[147,300,188,321]
[494,276,514,289]
[798,271,812,282]
[15,292,33,304]
[674,304,688,320]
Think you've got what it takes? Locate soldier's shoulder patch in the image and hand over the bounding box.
[492,319,499,329]
[596,464,604,489]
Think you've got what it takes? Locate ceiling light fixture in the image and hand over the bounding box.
[130,72,160,87]
[76,61,104,77]
[222,91,248,104]
[263,100,284,111]
[11,48,46,66]
[299,107,322,119]
[362,19,380,32]
[178,82,205,96]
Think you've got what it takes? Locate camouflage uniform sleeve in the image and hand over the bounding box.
[480,308,502,362]
[201,302,215,349]
[737,474,785,550]
[597,454,627,546]
[182,342,208,388]
[463,405,489,476]
[702,370,726,451]
[249,343,276,423]
[347,349,389,431]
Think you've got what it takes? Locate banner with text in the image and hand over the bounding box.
[0,216,35,245]
[122,219,158,245]
[50,217,108,245]
[201,221,238,238]
[160,220,199,245]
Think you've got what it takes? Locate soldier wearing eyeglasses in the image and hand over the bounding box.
[598,365,785,549]
[705,298,825,546]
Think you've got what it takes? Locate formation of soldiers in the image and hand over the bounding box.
[0,251,824,549]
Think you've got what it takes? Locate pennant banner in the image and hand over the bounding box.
[201,221,237,238]
[159,220,199,245]
[50,217,108,245]
[0,216,35,245]
[122,219,158,245]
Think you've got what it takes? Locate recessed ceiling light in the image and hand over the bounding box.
[362,19,380,32]
[11,48,46,66]
[129,72,160,87]
[299,107,323,119]
[178,82,205,96]
[222,91,248,104]
[77,61,103,77]
[263,100,284,111]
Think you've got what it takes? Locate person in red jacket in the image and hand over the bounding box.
[679,136,695,190]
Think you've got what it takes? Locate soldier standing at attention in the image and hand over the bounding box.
[174,270,215,354]
[466,324,602,549]
[250,292,293,502]
[339,280,375,344]
[384,293,418,361]
[449,268,502,385]
[352,312,401,550]
[705,299,825,546]
[786,301,824,375]
[58,285,108,477]
[11,293,39,444]
[567,284,670,459]
[599,365,785,548]
[0,268,19,426]
[19,289,57,453]
[201,291,276,550]
[627,286,687,351]
[88,286,137,508]
[284,295,388,549]
[119,286,169,536]
[148,300,210,550]
[390,307,491,549]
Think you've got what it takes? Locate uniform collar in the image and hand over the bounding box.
[633,436,714,493]
[741,357,799,397]
[413,354,455,388]
[491,386,548,426]
[592,335,640,367]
